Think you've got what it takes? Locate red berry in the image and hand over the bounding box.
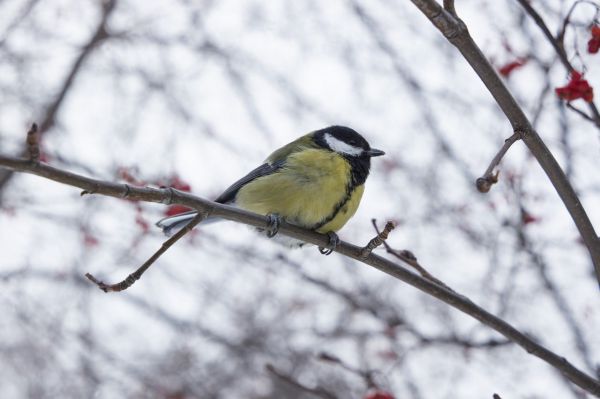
[498,58,527,77]
[363,391,395,399]
[555,71,594,102]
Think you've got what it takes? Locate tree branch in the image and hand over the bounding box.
[476,133,520,193]
[265,364,338,399]
[318,352,380,390]
[85,212,206,292]
[514,0,600,129]
[25,123,40,163]
[407,0,600,287]
[443,0,457,16]
[371,219,451,290]
[0,151,598,395]
[360,221,395,258]
[566,102,596,123]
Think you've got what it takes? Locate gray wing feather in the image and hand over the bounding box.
[215,159,286,204]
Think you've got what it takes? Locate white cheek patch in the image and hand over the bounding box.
[324,133,363,156]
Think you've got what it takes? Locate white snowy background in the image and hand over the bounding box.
[0,0,598,398]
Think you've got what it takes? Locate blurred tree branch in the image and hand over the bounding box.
[515,0,600,128]
[0,0,116,194]
[266,364,338,399]
[0,131,598,395]
[407,0,600,287]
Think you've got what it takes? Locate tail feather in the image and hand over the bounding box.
[156,211,198,236]
[156,211,222,236]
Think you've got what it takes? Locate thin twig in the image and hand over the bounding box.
[557,1,580,46]
[566,102,595,123]
[265,364,338,399]
[476,132,520,193]
[25,123,40,162]
[0,153,599,395]
[360,221,395,258]
[515,0,571,70]
[371,219,452,291]
[318,352,378,389]
[85,213,205,292]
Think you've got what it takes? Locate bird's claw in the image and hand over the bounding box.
[266,213,281,238]
[319,231,340,255]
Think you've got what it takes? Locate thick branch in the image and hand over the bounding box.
[0,155,598,395]
[408,0,600,287]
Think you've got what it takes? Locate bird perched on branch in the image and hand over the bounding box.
[156,126,384,255]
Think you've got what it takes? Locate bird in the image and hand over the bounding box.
[156,125,385,255]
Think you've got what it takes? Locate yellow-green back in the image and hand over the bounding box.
[265,134,319,164]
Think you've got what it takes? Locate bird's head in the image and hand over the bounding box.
[314,126,385,159]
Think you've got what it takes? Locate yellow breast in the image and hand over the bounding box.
[235,148,365,232]
[315,184,364,233]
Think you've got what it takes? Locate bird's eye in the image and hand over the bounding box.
[349,140,357,145]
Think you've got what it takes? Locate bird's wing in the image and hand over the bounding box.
[216,133,319,204]
[215,159,286,204]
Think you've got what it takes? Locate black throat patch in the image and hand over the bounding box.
[345,155,371,187]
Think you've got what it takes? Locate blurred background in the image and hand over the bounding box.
[0,0,599,397]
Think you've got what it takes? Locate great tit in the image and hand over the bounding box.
[156,125,384,254]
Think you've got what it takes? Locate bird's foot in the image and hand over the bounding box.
[266,213,282,238]
[318,231,340,255]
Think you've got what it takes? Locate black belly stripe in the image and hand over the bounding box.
[312,186,354,230]
[312,155,369,231]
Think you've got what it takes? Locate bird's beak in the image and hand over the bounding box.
[366,148,385,157]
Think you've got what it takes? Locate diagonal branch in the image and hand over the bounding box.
[566,102,596,123]
[85,212,206,292]
[371,219,452,291]
[360,221,395,258]
[407,0,600,287]
[0,151,598,395]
